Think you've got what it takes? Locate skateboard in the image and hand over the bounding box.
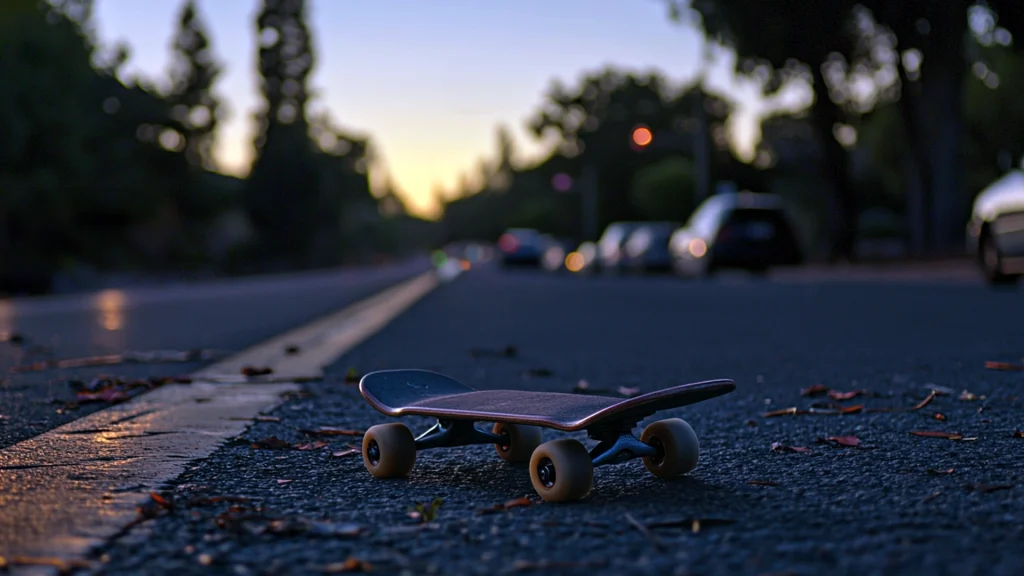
[357,369,735,502]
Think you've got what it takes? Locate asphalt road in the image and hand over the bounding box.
[56,264,1018,576]
[0,258,431,450]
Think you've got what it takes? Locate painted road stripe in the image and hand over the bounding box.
[191,269,440,381]
[0,269,443,574]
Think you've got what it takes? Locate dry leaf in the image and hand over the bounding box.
[825,435,861,447]
[910,430,964,440]
[331,444,361,458]
[477,497,533,515]
[295,441,328,451]
[1013,430,1024,439]
[277,479,293,485]
[926,468,955,476]
[828,390,866,401]
[800,384,829,397]
[323,558,373,573]
[241,366,273,377]
[770,442,811,454]
[763,407,809,417]
[933,413,946,421]
[985,361,1024,372]
[149,492,174,510]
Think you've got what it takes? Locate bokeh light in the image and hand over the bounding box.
[632,126,653,147]
[565,252,585,272]
[552,173,573,192]
[688,238,707,258]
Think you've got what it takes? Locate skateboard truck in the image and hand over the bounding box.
[413,419,503,450]
[356,369,735,503]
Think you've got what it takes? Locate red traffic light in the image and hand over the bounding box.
[631,126,653,148]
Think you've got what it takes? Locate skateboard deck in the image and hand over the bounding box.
[359,369,735,432]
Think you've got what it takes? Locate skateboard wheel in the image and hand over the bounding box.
[529,439,593,503]
[640,418,699,478]
[492,423,543,463]
[362,423,417,479]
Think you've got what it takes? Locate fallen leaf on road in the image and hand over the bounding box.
[770,442,811,454]
[323,558,373,573]
[910,391,938,411]
[295,441,329,451]
[747,480,780,487]
[933,413,946,421]
[276,479,293,485]
[828,390,867,401]
[1013,430,1024,439]
[800,384,830,397]
[985,361,1024,372]
[251,437,292,450]
[910,431,964,440]
[332,444,361,458]
[241,366,273,377]
[958,390,985,401]
[344,368,361,383]
[763,407,809,417]
[823,435,861,447]
[966,483,1013,494]
[477,497,533,515]
[149,492,174,511]
[300,427,365,437]
[0,556,92,575]
[926,468,955,476]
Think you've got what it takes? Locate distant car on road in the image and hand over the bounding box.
[622,222,681,273]
[498,228,546,267]
[669,192,803,277]
[966,170,1024,285]
[596,221,646,272]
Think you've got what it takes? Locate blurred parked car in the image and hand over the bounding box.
[498,228,546,267]
[669,192,803,276]
[966,170,1024,285]
[622,221,681,273]
[596,221,645,271]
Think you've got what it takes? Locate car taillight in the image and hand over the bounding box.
[498,234,519,253]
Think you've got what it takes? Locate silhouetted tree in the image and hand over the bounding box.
[245,0,321,267]
[168,0,223,170]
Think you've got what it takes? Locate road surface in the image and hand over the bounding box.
[1,261,1022,575]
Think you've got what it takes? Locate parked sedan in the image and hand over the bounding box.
[670,192,803,276]
[966,170,1024,285]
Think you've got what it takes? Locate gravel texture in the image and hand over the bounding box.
[79,267,1024,575]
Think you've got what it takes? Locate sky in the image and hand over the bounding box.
[92,0,807,219]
